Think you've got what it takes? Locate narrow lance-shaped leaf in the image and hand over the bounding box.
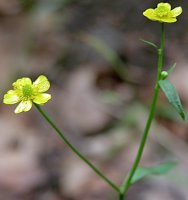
[167,63,176,74]
[131,162,177,185]
[159,80,185,120]
[140,38,158,49]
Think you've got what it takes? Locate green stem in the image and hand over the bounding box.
[34,104,120,193]
[119,190,125,200]
[121,23,165,196]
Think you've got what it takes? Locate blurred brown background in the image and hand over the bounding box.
[0,0,188,199]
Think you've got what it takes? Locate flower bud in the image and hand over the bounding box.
[161,71,168,80]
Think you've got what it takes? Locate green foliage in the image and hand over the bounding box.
[140,38,158,49]
[131,162,177,185]
[167,63,176,74]
[159,80,185,120]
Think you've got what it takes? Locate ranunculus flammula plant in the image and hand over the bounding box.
[2,2,185,200]
[3,75,51,113]
[143,2,182,23]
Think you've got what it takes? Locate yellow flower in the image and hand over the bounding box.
[143,2,182,23]
[3,75,51,114]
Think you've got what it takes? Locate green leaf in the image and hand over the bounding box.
[140,38,158,49]
[159,80,185,120]
[167,63,176,74]
[131,162,177,185]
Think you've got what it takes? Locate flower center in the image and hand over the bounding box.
[156,6,169,17]
[22,84,33,97]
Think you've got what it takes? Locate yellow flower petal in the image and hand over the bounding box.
[143,9,156,20]
[14,100,32,114]
[148,15,177,23]
[13,78,32,92]
[3,90,20,104]
[157,3,171,11]
[33,93,51,104]
[171,7,182,17]
[159,17,177,23]
[33,75,50,93]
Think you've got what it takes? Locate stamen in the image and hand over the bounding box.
[156,6,169,17]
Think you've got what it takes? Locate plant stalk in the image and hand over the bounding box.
[118,190,125,200]
[34,103,120,194]
[120,23,165,198]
